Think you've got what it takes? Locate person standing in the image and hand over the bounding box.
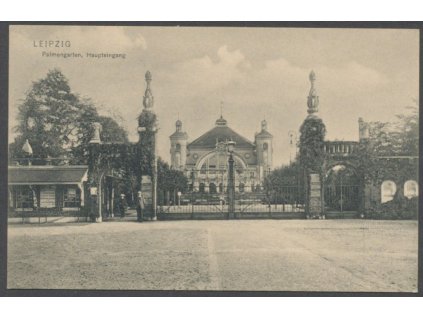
[136,191,145,222]
[119,193,127,218]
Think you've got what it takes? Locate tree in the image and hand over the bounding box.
[392,103,418,155]
[263,161,305,204]
[366,102,418,156]
[347,102,419,184]
[264,161,302,190]
[71,114,129,165]
[157,158,188,204]
[10,69,128,163]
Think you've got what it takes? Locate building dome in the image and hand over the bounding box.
[215,115,227,127]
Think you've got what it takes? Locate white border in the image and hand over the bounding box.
[1,298,423,318]
[1,0,423,21]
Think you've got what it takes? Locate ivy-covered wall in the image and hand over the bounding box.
[299,114,418,219]
[364,157,418,219]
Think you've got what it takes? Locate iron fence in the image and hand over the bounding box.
[158,184,305,214]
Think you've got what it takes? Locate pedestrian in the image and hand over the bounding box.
[119,193,127,218]
[136,191,145,222]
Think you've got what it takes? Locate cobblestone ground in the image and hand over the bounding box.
[7,220,418,292]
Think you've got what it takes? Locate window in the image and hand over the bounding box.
[40,186,56,208]
[175,152,181,167]
[199,183,205,193]
[239,183,245,192]
[209,183,217,194]
[381,180,396,203]
[404,180,418,199]
[200,165,207,174]
[263,143,268,150]
[63,187,80,208]
[15,186,33,209]
[175,143,181,152]
[219,183,224,193]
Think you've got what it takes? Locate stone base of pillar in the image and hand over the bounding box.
[308,173,323,218]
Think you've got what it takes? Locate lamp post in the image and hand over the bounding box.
[288,130,296,165]
[340,169,343,214]
[151,123,158,220]
[227,140,236,218]
[97,171,106,223]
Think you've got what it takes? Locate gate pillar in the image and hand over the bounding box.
[308,173,324,218]
[299,71,326,219]
[137,71,158,221]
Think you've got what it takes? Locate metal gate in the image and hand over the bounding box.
[324,184,359,212]
[158,191,228,214]
[236,185,305,213]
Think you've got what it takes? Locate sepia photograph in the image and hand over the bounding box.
[4,24,419,293]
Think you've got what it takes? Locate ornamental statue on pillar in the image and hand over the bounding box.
[137,71,158,220]
[307,70,319,115]
[299,71,326,219]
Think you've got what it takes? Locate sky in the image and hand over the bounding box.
[9,25,419,167]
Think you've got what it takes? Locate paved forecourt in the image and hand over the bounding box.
[7,219,418,292]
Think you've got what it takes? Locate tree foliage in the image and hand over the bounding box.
[10,69,128,163]
[394,104,419,155]
[355,103,418,183]
[157,158,188,193]
[264,161,303,190]
[367,103,418,156]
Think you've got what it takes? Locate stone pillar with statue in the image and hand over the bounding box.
[299,71,327,219]
[137,71,159,220]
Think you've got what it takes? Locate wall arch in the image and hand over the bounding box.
[404,180,418,199]
[381,180,397,203]
[195,150,248,170]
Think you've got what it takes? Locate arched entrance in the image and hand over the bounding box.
[324,164,360,212]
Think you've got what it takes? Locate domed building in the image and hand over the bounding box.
[169,114,273,193]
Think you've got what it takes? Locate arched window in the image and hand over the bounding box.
[381,180,396,203]
[209,183,217,194]
[219,183,224,193]
[199,183,205,193]
[175,152,181,167]
[404,180,418,199]
[175,143,181,152]
[263,143,268,150]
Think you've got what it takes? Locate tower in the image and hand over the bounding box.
[170,119,188,170]
[358,117,370,141]
[255,119,273,180]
